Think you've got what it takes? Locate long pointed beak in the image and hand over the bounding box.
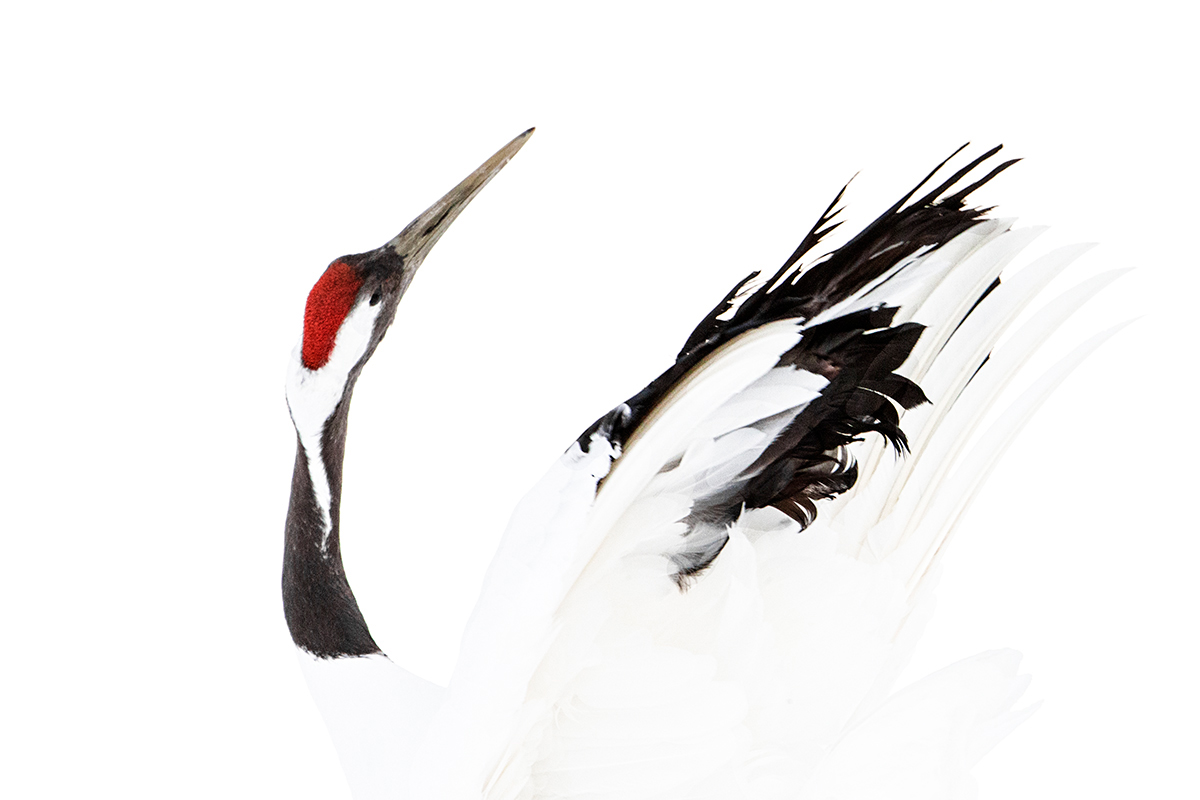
[384,128,534,269]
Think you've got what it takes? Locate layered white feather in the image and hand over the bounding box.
[394,220,1111,799]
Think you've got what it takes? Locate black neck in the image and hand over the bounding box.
[282,389,380,658]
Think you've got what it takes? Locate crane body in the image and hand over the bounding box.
[283,131,1115,799]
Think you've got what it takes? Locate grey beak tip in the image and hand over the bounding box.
[382,129,535,263]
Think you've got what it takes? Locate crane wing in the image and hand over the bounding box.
[405,148,1113,799]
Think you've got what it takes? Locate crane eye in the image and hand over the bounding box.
[369,289,383,306]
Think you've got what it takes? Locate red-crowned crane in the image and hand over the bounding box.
[283,130,1116,799]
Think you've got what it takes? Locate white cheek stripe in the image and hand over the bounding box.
[285,299,383,557]
[302,430,335,552]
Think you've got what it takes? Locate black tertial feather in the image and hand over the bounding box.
[575,147,1016,583]
[577,146,1012,456]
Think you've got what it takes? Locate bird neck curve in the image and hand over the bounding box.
[283,380,381,658]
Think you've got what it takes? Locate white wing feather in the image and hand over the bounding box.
[398,220,1112,799]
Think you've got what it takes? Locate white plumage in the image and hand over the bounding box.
[282,132,1115,799]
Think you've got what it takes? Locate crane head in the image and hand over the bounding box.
[286,129,533,432]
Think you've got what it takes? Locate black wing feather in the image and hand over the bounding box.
[576,147,1014,580]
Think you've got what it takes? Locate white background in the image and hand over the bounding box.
[2,2,1195,797]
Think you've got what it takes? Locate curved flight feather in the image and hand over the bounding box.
[396,148,1110,799]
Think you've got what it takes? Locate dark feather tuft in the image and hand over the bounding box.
[573,147,1015,584]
